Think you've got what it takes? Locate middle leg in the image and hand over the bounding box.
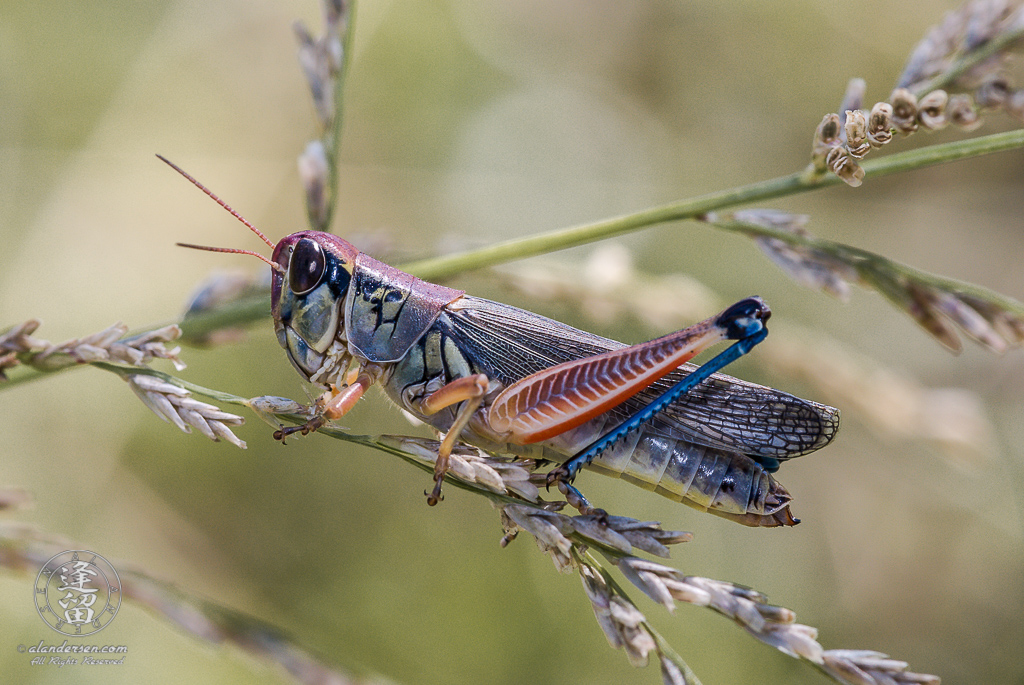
[420,374,491,505]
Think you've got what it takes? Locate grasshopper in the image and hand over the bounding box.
[163,156,839,527]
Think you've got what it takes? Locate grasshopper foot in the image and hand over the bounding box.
[273,415,326,443]
[546,457,586,489]
[552,478,605,516]
[425,476,445,506]
[544,465,572,491]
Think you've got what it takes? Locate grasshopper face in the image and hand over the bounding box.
[270,231,360,380]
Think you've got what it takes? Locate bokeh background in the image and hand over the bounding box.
[2,0,1023,683]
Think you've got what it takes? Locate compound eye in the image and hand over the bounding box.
[289,238,326,295]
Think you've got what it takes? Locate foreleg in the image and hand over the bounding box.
[274,372,374,441]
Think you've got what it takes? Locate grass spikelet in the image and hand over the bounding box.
[126,374,246,448]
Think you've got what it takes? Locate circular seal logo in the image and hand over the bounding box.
[34,550,122,636]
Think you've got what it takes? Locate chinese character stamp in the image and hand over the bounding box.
[34,551,121,636]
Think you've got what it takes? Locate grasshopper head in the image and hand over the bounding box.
[157,156,361,381]
[270,231,360,380]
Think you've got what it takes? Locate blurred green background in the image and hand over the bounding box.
[2,0,1023,683]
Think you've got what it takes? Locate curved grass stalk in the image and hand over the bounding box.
[47,355,938,685]
[403,129,1024,281]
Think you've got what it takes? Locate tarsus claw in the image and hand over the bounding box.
[273,416,325,443]
[426,478,444,506]
[545,466,572,490]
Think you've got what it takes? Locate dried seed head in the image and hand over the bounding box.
[294,22,336,129]
[380,437,541,502]
[958,294,1024,346]
[602,516,692,558]
[0,319,44,356]
[659,655,688,685]
[578,563,656,666]
[661,576,827,663]
[844,109,871,158]
[812,0,1024,186]
[720,209,857,299]
[569,516,633,554]
[503,505,574,571]
[826,146,865,187]
[732,208,809,231]
[447,453,512,493]
[811,113,843,171]
[324,0,346,27]
[757,603,797,624]
[294,0,346,129]
[917,89,950,130]
[616,558,679,611]
[506,506,691,562]
[964,0,1015,51]
[898,0,1019,92]
[768,623,825,663]
[322,0,346,71]
[2,321,185,373]
[299,141,330,231]
[867,102,894,147]
[897,28,946,90]
[756,236,857,300]
[897,6,967,89]
[906,283,964,353]
[890,88,920,133]
[975,75,1011,109]
[616,601,656,667]
[498,508,521,547]
[947,93,982,129]
[930,289,1008,352]
[246,395,310,429]
[502,468,941,683]
[896,280,1024,354]
[581,570,623,649]
[818,113,842,144]
[823,650,941,685]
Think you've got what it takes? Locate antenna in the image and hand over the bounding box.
[156,154,277,250]
[175,241,284,273]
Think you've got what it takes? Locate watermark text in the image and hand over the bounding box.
[18,642,128,666]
